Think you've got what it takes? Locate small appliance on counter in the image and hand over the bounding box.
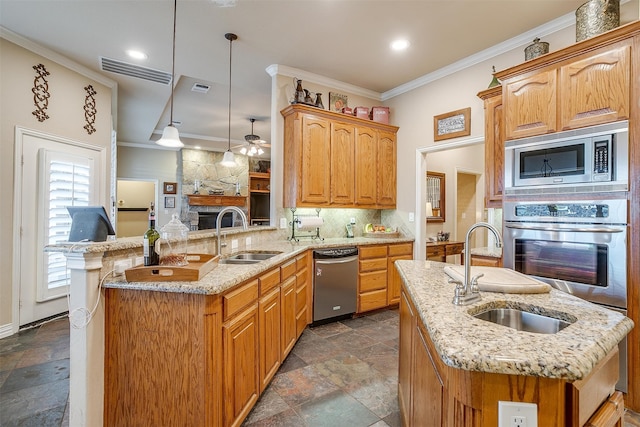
[345,223,354,238]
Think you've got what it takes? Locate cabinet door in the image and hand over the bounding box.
[300,115,331,205]
[504,69,557,139]
[377,130,397,208]
[484,93,504,208]
[281,276,297,359]
[388,254,412,306]
[223,304,259,427]
[258,287,281,394]
[412,323,444,426]
[295,267,309,338]
[559,45,630,130]
[398,290,414,426]
[355,126,378,207]
[330,122,355,205]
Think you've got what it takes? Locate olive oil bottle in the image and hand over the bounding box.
[143,202,160,266]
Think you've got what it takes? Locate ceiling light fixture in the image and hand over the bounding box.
[241,118,266,157]
[220,33,238,167]
[156,0,184,148]
[126,49,148,60]
[391,39,410,51]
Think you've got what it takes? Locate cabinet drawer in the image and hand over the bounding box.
[358,289,388,313]
[445,243,464,256]
[359,270,387,292]
[259,269,280,295]
[584,391,624,427]
[426,245,445,257]
[359,258,387,273]
[388,243,413,257]
[223,279,259,321]
[359,245,388,259]
[296,253,308,271]
[281,259,297,281]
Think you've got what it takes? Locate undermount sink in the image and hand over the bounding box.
[472,307,574,334]
[219,251,282,265]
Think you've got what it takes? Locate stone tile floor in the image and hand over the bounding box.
[1,308,639,427]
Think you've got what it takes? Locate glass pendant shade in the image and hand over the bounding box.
[157,124,184,148]
[221,150,236,167]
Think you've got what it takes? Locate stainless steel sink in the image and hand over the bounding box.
[219,251,282,265]
[473,308,573,334]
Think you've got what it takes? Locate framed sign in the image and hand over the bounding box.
[164,196,175,209]
[434,107,471,141]
[163,181,177,194]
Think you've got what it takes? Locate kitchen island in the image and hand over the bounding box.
[395,260,633,426]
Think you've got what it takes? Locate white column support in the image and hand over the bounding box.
[65,251,105,427]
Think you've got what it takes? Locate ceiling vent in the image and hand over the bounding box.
[191,83,211,93]
[100,57,172,85]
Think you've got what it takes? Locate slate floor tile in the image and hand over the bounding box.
[296,389,379,427]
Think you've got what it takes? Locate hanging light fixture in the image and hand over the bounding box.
[220,32,238,167]
[156,0,184,148]
[241,118,265,156]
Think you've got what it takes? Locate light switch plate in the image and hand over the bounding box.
[409,212,415,222]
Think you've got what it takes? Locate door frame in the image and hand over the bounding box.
[12,127,107,333]
[415,136,483,261]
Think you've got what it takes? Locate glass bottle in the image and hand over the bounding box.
[143,202,160,266]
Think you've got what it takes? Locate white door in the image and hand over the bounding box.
[17,129,104,326]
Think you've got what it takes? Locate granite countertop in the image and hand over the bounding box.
[395,260,634,381]
[468,246,502,258]
[101,236,414,296]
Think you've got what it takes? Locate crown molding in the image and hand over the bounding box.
[266,64,382,101]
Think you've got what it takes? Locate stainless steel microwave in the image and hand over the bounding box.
[504,121,628,195]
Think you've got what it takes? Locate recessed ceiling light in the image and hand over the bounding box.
[391,39,410,51]
[126,50,148,60]
[194,145,202,150]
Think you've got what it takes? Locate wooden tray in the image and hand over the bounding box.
[124,254,219,282]
[363,231,400,239]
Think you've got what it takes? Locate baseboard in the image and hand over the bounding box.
[0,323,15,339]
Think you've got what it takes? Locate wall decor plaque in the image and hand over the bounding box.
[329,92,348,112]
[433,107,471,141]
[31,63,51,122]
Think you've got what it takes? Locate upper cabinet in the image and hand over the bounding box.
[497,28,634,141]
[282,104,398,209]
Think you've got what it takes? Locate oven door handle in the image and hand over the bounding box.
[504,224,624,233]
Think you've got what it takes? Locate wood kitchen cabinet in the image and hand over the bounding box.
[358,244,388,313]
[499,41,631,141]
[282,104,398,209]
[387,242,413,305]
[280,259,297,359]
[477,85,504,208]
[222,280,260,427]
[295,252,311,338]
[258,269,281,393]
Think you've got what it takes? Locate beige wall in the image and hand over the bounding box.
[1,37,114,328]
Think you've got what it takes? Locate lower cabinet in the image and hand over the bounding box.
[358,245,388,312]
[295,252,311,338]
[387,243,413,305]
[258,287,281,393]
[281,274,297,358]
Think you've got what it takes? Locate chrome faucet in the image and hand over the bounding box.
[452,222,503,305]
[216,206,248,256]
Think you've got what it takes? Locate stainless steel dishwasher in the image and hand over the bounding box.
[312,247,358,325]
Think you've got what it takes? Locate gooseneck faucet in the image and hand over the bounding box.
[216,206,248,256]
[452,222,503,306]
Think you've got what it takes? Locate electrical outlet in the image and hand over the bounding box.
[350,217,356,224]
[245,236,252,247]
[134,256,144,267]
[280,217,287,229]
[231,239,238,250]
[498,402,537,427]
[512,416,526,427]
[114,259,132,275]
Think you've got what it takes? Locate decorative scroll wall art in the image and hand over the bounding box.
[433,107,471,141]
[31,63,51,122]
[83,85,97,134]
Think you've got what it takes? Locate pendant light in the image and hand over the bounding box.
[156,0,184,148]
[220,33,238,167]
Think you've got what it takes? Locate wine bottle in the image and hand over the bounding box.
[143,202,160,266]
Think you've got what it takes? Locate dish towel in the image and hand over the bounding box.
[443,265,552,294]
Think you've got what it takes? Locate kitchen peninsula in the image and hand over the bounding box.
[396,260,633,426]
[46,229,413,426]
